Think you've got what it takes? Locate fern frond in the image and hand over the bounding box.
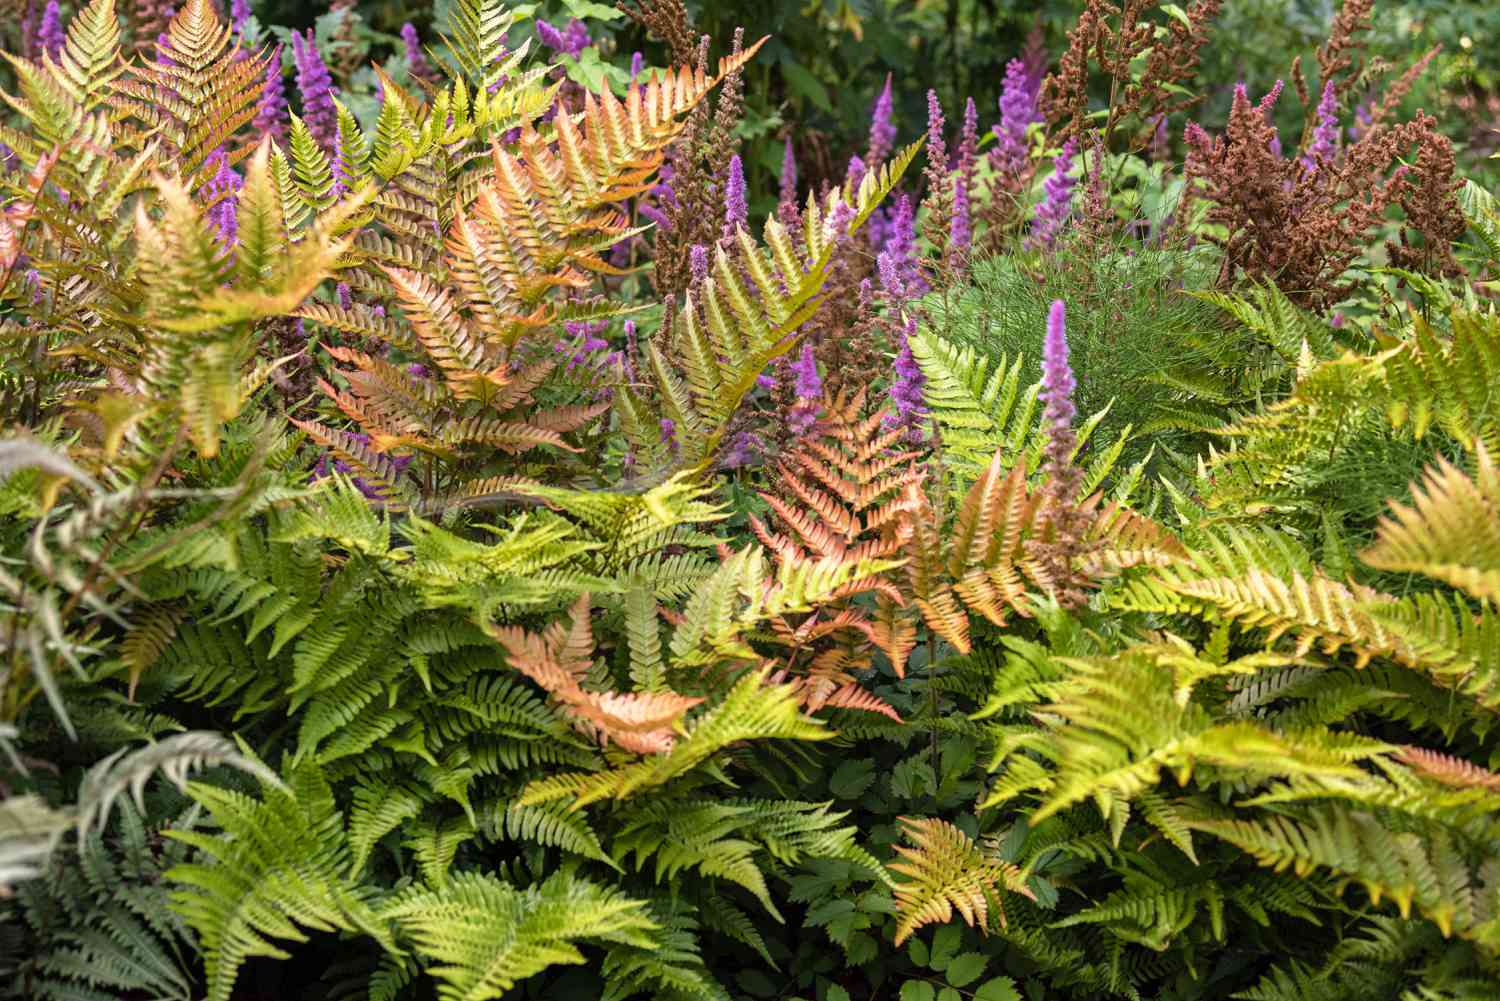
[889,817,1034,945]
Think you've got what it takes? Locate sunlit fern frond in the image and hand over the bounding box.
[889,816,1034,946]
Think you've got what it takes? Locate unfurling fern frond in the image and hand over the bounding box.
[889,817,1034,946]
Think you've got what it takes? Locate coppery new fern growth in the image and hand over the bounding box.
[751,388,922,692]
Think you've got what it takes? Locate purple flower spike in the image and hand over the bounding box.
[407,363,428,377]
[1028,137,1077,252]
[401,23,435,84]
[787,341,822,435]
[231,0,251,34]
[994,57,1040,173]
[779,138,798,208]
[336,282,352,309]
[951,97,978,252]
[722,154,747,240]
[925,89,948,177]
[254,44,288,143]
[292,30,338,153]
[690,244,710,287]
[868,74,897,166]
[1301,80,1339,174]
[877,194,925,300]
[847,155,867,189]
[537,18,590,58]
[329,125,351,198]
[884,319,927,443]
[38,1,65,61]
[630,51,644,82]
[205,152,242,249]
[1040,300,1077,435]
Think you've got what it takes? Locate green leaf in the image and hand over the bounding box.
[1160,3,1194,29]
[938,990,962,1001]
[930,923,962,969]
[908,935,930,968]
[737,969,779,997]
[945,953,988,987]
[782,61,832,113]
[561,0,624,19]
[974,976,1022,1001]
[826,987,852,1001]
[829,759,876,800]
[900,981,937,1001]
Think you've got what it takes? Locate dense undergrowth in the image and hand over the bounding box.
[1,1,1499,1000]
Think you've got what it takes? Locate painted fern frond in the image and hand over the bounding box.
[381,872,657,1001]
[1361,449,1500,605]
[889,817,1034,946]
[517,669,829,809]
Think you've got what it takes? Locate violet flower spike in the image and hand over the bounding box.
[722,155,747,240]
[254,44,288,143]
[951,97,979,253]
[1028,137,1077,252]
[329,124,350,198]
[879,194,926,299]
[867,74,897,166]
[994,58,1038,172]
[630,51,644,82]
[38,0,64,61]
[231,0,251,34]
[884,319,928,443]
[925,89,949,179]
[401,23,434,84]
[787,342,822,435]
[1301,80,1339,175]
[689,244,710,287]
[779,138,798,208]
[846,155,867,189]
[292,30,339,153]
[205,152,242,249]
[336,282,352,310]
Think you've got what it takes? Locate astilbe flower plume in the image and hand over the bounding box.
[721,154,747,241]
[847,155,867,189]
[1029,300,1092,608]
[231,0,251,34]
[1028,137,1077,251]
[1183,77,1443,307]
[292,30,338,153]
[920,90,952,254]
[867,74,897,166]
[38,0,65,61]
[401,22,437,87]
[254,44,288,143]
[878,195,925,300]
[993,58,1040,174]
[204,152,242,249]
[1301,80,1339,175]
[778,138,798,214]
[884,320,927,443]
[786,342,822,435]
[689,244,709,287]
[950,97,979,258]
